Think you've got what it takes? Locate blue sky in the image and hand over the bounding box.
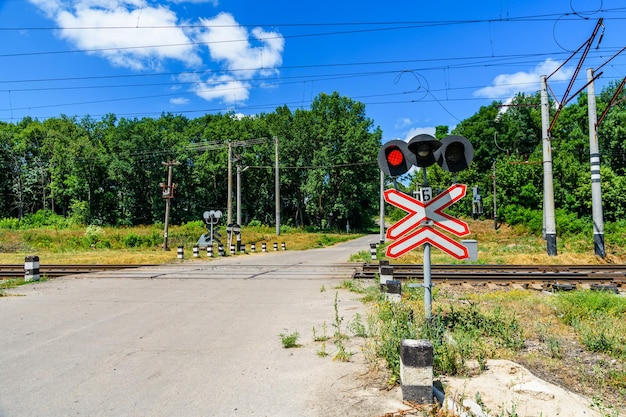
[1,0,625,143]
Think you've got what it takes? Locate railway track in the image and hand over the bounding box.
[353,262,626,292]
[2,262,625,292]
[0,264,158,279]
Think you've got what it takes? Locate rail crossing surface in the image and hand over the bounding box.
[0,235,405,417]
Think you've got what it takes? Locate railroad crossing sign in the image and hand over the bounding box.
[384,184,470,259]
[226,223,241,235]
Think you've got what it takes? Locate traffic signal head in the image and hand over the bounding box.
[378,135,474,176]
[377,139,416,177]
[407,134,442,167]
[436,135,474,173]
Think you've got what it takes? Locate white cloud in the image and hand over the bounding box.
[27,1,285,105]
[403,127,436,141]
[196,13,284,77]
[29,0,200,70]
[394,117,413,129]
[190,73,251,104]
[474,58,574,99]
[170,97,189,105]
[168,0,218,4]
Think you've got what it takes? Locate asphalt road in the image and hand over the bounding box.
[0,235,403,417]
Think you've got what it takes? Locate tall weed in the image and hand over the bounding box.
[551,290,626,359]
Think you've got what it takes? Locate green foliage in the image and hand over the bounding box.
[372,301,417,384]
[84,225,105,245]
[348,313,368,337]
[369,297,524,383]
[1,82,626,234]
[551,290,626,358]
[500,206,543,233]
[279,331,301,348]
[0,217,20,229]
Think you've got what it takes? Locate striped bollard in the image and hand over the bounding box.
[369,243,377,260]
[24,255,40,282]
[207,245,213,258]
[379,262,393,287]
[193,245,199,258]
[400,339,433,404]
[177,246,184,260]
[262,242,267,252]
[273,242,278,251]
[218,244,225,256]
[281,242,286,251]
[239,243,246,254]
[230,244,236,255]
[386,280,402,302]
[251,243,256,253]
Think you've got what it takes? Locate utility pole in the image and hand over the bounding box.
[379,170,385,243]
[227,142,233,225]
[161,160,179,251]
[586,68,606,258]
[540,76,557,256]
[235,155,248,248]
[492,161,498,231]
[274,136,280,236]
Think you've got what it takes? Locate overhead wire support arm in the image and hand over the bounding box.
[548,18,604,134]
[597,77,626,126]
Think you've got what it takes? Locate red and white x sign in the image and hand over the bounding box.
[384,184,471,259]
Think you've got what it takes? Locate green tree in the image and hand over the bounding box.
[302,92,381,229]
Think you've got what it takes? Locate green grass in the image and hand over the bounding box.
[550,290,626,358]
[0,223,360,264]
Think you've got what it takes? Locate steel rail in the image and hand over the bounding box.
[354,262,626,290]
[0,264,159,279]
[2,262,625,291]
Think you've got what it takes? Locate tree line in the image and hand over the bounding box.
[1,83,625,235]
[403,80,626,237]
[0,92,381,230]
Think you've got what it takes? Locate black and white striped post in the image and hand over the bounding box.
[218,244,225,256]
[239,243,246,254]
[207,245,213,258]
[251,243,256,253]
[177,246,184,260]
[273,242,278,251]
[193,245,199,258]
[400,339,433,404]
[262,242,267,252]
[379,261,393,287]
[386,280,402,302]
[281,242,286,251]
[24,255,40,282]
[230,243,236,255]
[369,243,377,260]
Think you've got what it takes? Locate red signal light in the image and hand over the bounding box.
[378,139,415,177]
[386,147,405,166]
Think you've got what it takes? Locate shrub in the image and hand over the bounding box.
[0,217,20,230]
[122,233,141,248]
[84,225,105,245]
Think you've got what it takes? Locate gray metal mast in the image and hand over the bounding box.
[540,75,557,256]
[586,68,606,258]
